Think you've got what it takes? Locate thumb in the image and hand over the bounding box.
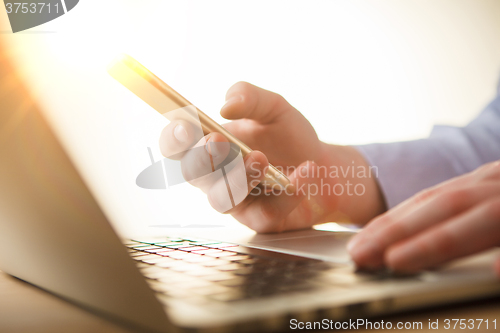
[220,81,293,124]
[159,120,199,160]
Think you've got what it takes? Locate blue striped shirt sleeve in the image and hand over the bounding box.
[355,89,500,209]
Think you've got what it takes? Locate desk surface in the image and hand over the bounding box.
[0,270,499,333]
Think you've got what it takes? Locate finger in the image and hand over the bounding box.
[354,162,499,239]
[362,171,474,234]
[385,195,500,273]
[347,171,478,256]
[220,81,291,124]
[231,161,320,233]
[346,184,443,267]
[349,183,500,269]
[472,160,500,182]
[206,151,268,213]
[159,120,199,160]
[180,133,231,192]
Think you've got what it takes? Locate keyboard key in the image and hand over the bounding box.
[191,285,230,296]
[141,257,169,265]
[134,262,151,269]
[221,255,251,262]
[163,289,193,298]
[130,244,156,249]
[156,260,190,269]
[207,290,246,302]
[157,274,192,284]
[205,251,237,258]
[182,255,216,264]
[143,247,167,254]
[201,260,230,267]
[179,253,206,261]
[178,246,209,252]
[168,278,212,287]
[175,244,200,249]
[133,245,157,249]
[140,266,169,275]
[184,268,221,277]
[155,242,190,249]
[153,242,182,246]
[202,273,237,282]
[143,256,175,264]
[179,295,212,306]
[162,250,195,259]
[215,263,241,272]
[137,254,162,261]
[154,249,176,255]
[147,280,171,292]
[150,270,189,281]
[213,245,253,254]
[170,264,204,273]
[144,270,181,281]
[161,242,193,249]
[142,256,177,265]
[192,249,223,255]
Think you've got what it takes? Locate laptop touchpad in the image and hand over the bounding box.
[247,230,354,263]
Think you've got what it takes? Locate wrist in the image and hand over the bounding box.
[313,142,386,225]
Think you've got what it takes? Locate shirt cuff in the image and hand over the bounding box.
[354,137,467,209]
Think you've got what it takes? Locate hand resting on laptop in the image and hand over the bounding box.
[348,161,500,275]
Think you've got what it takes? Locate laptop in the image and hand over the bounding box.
[1,45,500,333]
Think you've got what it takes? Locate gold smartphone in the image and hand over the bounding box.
[107,54,290,192]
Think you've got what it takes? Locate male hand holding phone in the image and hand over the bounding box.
[159,81,385,234]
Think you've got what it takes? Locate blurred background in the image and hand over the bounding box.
[1,0,500,236]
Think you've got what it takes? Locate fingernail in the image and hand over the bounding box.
[349,239,380,260]
[205,137,221,157]
[174,124,188,143]
[245,155,259,177]
[222,95,243,110]
[285,183,296,195]
[346,237,360,253]
[299,164,310,177]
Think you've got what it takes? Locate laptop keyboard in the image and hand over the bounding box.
[126,236,393,305]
